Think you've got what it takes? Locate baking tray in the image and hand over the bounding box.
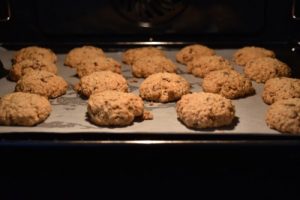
[0,46,296,135]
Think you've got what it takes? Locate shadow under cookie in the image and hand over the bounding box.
[177,116,240,132]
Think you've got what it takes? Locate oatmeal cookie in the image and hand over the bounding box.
[87,91,149,126]
[64,45,105,68]
[74,71,128,97]
[0,92,51,126]
[187,55,233,78]
[266,98,300,134]
[244,57,291,83]
[176,92,235,129]
[262,77,300,105]
[202,69,255,99]
[233,46,275,66]
[15,71,68,99]
[76,56,121,78]
[122,47,165,65]
[13,46,57,64]
[176,44,215,65]
[131,56,177,78]
[9,59,58,82]
[139,72,190,103]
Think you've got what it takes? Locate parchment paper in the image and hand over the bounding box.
[0,47,279,134]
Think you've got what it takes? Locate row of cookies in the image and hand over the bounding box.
[0,47,69,126]
[1,45,299,133]
[1,46,154,127]
[5,45,236,129]
[176,44,300,133]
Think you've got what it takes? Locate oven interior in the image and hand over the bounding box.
[0,0,300,194]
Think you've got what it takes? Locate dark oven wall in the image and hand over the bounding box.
[0,0,299,47]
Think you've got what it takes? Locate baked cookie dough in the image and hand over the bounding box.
[76,56,121,78]
[244,57,291,83]
[131,56,177,78]
[176,44,215,65]
[187,55,233,78]
[122,47,165,65]
[233,46,275,66]
[176,92,235,129]
[74,71,129,97]
[64,45,105,68]
[262,77,300,105]
[0,92,51,126]
[15,71,68,99]
[12,46,57,64]
[202,69,255,99]
[266,98,300,134]
[9,59,58,82]
[87,91,149,126]
[139,72,190,103]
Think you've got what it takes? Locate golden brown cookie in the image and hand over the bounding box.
[176,92,235,129]
[64,45,105,68]
[12,46,57,64]
[15,71,68,99]
[87,91,148,126]
[9,59,58,82]
[131,56,177,78]
[74,71,129,97]
[262,77,300,105]
[176,44,215,65]
[202,69,255,99]
[244,57,291,83]
[139,72,190,103]
[122,47,165,65]
[233,46,275,66]
[76,56,121,78]
[0,92,51,126]
[266,98,300,134]
[187,55,233,78]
